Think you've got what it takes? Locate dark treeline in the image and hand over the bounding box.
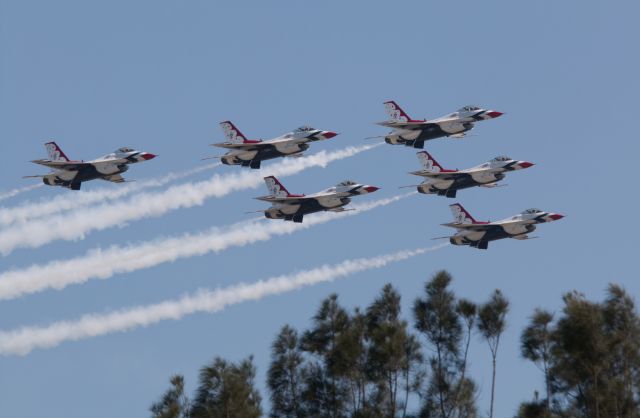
[150,271,640,418]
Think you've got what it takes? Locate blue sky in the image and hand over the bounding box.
[1,1,638,416]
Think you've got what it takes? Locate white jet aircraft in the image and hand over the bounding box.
[254,176,379,223]
[26,142,156,190]
[376,101,503,148]
[439,203,564,249]
[211,121,337,169]
[409,151,534,198]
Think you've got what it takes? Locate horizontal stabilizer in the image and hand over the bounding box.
[479,183,507,188]
[102,174,128,183]
[329,207,355,213]
[511,235,538,240]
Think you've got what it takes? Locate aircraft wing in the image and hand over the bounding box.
[254,195,313,205]
[212,142,268,151]
[31,159,88,170]
[376,120,433,130]
[328,207,355,213]
[410,170,465,180]
[441,222,498,231]
[444,220,533,235]
[510,234,537,240]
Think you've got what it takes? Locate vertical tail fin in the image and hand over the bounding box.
[384,101,415,122]
[449,203,477,224]
[264,176,291,197]
[219,121,249,144]
[44,142,69,162]
[416,151,445,172]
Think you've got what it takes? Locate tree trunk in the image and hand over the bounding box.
[436,344,447,418]
[543,362,551,417]
[489,355,496,418]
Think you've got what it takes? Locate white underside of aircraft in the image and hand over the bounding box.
[254,176,379,223]
[25,142,156,190]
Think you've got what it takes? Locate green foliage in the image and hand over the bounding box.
[301,293,352,417]
[520,309,554,414]
[478,289,510,418]
[478,290,509,357]
[150,374,190,418]
[366,284,424,417]
[267,325,305,418]
[190,356,262,418]
[269,285,425,417]
[148,273,640,418]
[413,271,478,418]
[519,284,640,418]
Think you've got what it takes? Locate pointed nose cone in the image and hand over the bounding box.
[518,161,534,169]
[486,111,503,118]
[363,186,380,194]
[142,153,157,160]
[322,131,338,139]
[549,213,564,221]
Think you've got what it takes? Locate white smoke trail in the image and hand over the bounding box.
[0,243,447,356]
[0,144,380,255]
[0,163,221,226]
[0,184,43,202]
[0,193,413,301]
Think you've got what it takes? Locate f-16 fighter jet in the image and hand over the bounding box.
[409,151,534,198]
[25,142,156,190]
[376,101,503,148]
[439,203,564,249]
[211,121,338,169]
[255,176,379,223]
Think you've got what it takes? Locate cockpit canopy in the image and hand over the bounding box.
[522,208,542,215]
[492,155,511,162]
[459,105,481,112]
[295,126,315,132]
[337,180,357,187]
[117,147,135,153]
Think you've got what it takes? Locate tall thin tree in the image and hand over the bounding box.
[268,325,305,418]
[301,294,351,418]
[413,271,477,418]
[520,309,554,415]
[190,356,262,418]
[477,289,509,418]
[150,374,190,418]
[366,283,423,417]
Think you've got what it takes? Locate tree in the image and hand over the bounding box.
[520,309,554,415]
[477,289,509,418]
[551,287,640,418]
[552,291,610,418]
[301,293,351,418]
[602,284,640,418]
[453,299,477,416]
[366,283,424,418]
[336,307,371,416]
[268,325,305,418]
[518,284,640,418]
[413,271,477,418]
[190,356,262,418]
[150,374,190,418]
[513,393,547,418]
